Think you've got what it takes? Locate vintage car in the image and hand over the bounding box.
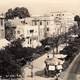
[44,54,66,77]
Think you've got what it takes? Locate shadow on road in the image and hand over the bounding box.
[35,69,48,78]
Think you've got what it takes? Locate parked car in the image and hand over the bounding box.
[44,57,64,77]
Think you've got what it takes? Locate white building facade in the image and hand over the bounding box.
[4,11,75,48]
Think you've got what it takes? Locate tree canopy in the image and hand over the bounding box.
[0,39,35,77]
[74,15,80,21]
[5,7,30,19]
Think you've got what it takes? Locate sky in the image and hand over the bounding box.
[0,0,80,16]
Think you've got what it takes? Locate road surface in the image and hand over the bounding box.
[21,44,66,80]
[21,53,57,80]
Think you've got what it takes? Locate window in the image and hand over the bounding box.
[47,28,49,31]
[34,21,37,25]
[30,30,34,33]
[40,21,42,25]
[47,22,48,25]
[1,19,3,26]
[62,14,64,16]
[17,31,20,34]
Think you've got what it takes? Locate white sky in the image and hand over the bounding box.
[0,0,80,15]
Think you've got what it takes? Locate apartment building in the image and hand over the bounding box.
[4,11,75,48]
[0,15,5,39]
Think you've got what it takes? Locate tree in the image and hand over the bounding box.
[0,49,21,77]
[0,39,35,78]
[74,15,80,22]
[5,8,14,19]
[5,7,30,19]
[74,15,80,27]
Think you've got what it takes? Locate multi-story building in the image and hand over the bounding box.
[4,11,75,48]
[0,15,5,39]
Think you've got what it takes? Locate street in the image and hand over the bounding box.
[22,53,56,80]
[21,44,66,80]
